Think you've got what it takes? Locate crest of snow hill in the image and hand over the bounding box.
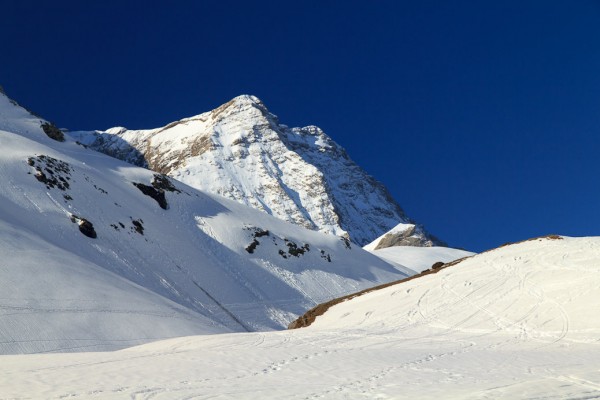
[71,95,441,248]
[0,89,459,354]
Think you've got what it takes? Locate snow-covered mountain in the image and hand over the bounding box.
[4,236,599,399]
[0,91,409,353]
[71,95,439,247]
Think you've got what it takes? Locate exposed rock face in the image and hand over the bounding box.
[374,226,430,249]
[363,223,443,251]
[132,173,180,210]
[72,95,440,246]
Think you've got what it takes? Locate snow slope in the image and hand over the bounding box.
[0,217,226,355]
[0,91,406,353]
[71,95,439,246]
[3,236,599,399]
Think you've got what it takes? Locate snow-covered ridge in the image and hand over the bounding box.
[0,90,410,353]
[71,95,440,247]
[313,235,596,336]
[368,245,474,273]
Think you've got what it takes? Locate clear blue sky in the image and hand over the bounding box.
[2,1,599,252]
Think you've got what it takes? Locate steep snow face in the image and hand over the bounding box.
[0,92,405,353]
[4,236,600,399]
[0,91,49,139]
[71,95,438,246]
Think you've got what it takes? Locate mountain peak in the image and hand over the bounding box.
[231,94,263,105]
[0,91,410,352]
[208,94,273,126]
[212,94,267,114]
[71,96,441,247]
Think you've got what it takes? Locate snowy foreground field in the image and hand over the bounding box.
[2,236,599,399]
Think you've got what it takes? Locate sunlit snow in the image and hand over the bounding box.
[2,237,599,399]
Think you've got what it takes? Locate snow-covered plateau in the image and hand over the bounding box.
[2,236,599,399]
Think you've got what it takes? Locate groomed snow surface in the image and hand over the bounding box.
[3,236,599,399]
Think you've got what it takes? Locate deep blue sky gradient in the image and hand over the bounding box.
[2,0,600,251]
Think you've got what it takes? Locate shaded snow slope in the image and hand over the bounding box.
[368,245,474,273]
[71,95,439,246]
[0,91,406,353]
[0,216,226,354]
[3,236,600,399]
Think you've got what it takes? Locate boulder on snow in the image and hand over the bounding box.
[70,215,97,239]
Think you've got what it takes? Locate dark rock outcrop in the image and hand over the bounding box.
[133,182,168,210]
[70,215,97,239]
[41,122,65,142]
